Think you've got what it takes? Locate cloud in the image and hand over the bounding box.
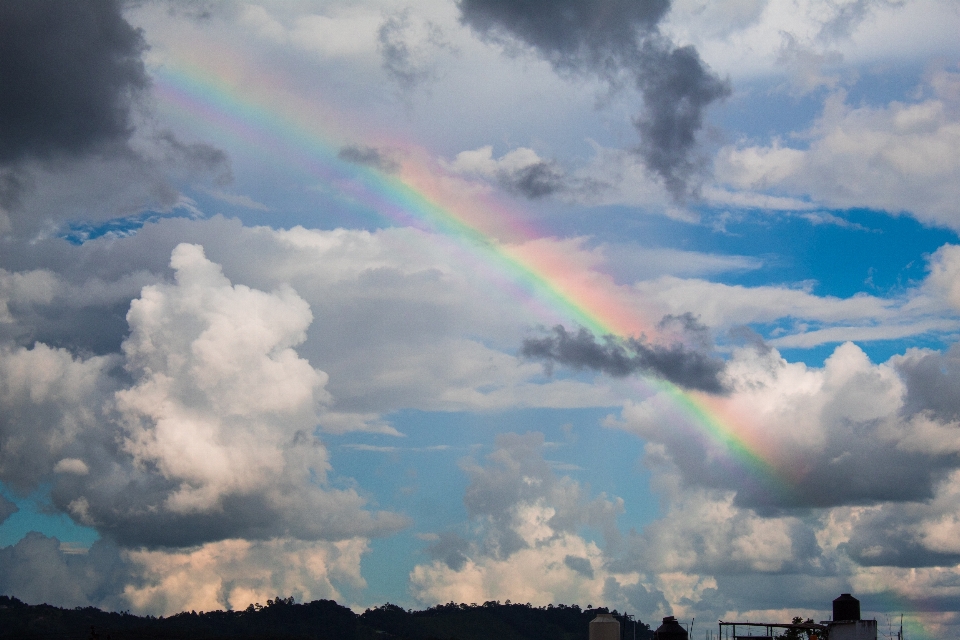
[460,432,624,555]
[338,145,401,173]
[0,342,119,494]
[775,33,846,95]
[201,188,271,212]
[0,241,406,549]
[924,243,960,313]
[0,2,231,238]
[597,244,763,282]
[0,533,130,610]
[123,537,369,616]
[521,320,729,393]
[410,432,667,613]
[0,0,148,163]
[95,244,403,546]
[378,9,454,92]
[0,493,16,525]
[448,146,603,199]
[608,339,960,511]
[458,0,730,201]
[893,344,960,425]
[0,531,371,616]
[716,68,960,228]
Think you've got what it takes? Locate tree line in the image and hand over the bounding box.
[0,594,655,640]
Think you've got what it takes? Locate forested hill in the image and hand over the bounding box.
[0,595,655,640]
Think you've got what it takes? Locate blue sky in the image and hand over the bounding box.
[2,0,960,637]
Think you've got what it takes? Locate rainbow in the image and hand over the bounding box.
[149,46,792,500]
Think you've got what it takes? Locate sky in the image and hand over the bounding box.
[1,0,960,636]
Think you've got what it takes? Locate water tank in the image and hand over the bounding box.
[589,613,620,640]
[654,616,688,640]
[833,593,861,622]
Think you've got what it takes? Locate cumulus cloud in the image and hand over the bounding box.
[458,0,730,201]
[0,242,405,550]
[607,339,960,512]
[0,532,370,617]
[6,220,960,619]
[92,244,403,546]
[591,330,960,621]
[124,537,369,615]
[521,317,728,393]
[410,432,667,611]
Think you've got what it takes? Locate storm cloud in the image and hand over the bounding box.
[521,319,728,393]
[457,0,730,201]
[0,0,148,163]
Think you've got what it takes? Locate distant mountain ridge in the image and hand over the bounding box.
[0,594,654,640]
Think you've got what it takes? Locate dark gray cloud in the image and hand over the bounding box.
[632,39,731,199]
[459,0,669,62]
[0,0,148,163]
[499,161,567,198]
[48,452,408,548]
[521,319,728,393]
[155,131,232,185]
[0,2,231,238]
[338,145,401,174]
[894,344,960,423]
[732,444,951,513]
[0,533,131,610]
[563,554,594,578]
[458,0,730,201]
[842,507,960,568]
[0,494,16,525]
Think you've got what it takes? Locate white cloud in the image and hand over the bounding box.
[117,243,328,513]
[924,243,960,312]
[237,4,382,59]
[0,240,406,549]
[411,524,637,608]
[664,0,960,82]
[409,433,667,614]
[123,537,368,616]
[717,70,960,228]
[53,458,90,475]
